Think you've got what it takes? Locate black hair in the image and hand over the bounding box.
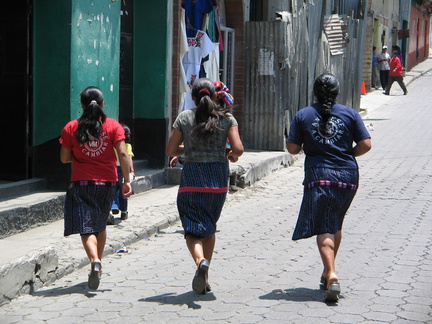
[191,78,229,139]
[122,124,131,143]
[76,86,106,144]
[313,74,340,136]
[392,45,401,52]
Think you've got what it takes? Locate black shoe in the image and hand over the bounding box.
[320,276,327,291]
[383,92,389,95]
[192,259,210,294]
[120,211,128,220]
[107,213,115,225]
[324,282,341,302]
[88,262,102,290]
[404,92,408,95]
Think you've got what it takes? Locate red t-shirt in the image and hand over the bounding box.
[60,118,125,182]
[389,56,403,76]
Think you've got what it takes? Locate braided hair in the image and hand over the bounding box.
[313,74,340,136]
[76,86,106,144]
[191,78,229,139]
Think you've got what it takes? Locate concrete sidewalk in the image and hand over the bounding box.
[0,56,431,306]
[360,56,432,114]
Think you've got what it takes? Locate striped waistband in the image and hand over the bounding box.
[305,180,358,190]
[68,180,117,189]
[178,186,228,194]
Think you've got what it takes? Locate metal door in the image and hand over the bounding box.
[0,0,31,181]
[119,0,134,130]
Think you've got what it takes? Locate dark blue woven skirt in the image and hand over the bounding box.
[64,181,116,236]
[292,168,359,240]
[177,162,229,238]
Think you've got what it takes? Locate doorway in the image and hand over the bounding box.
[119,0,134,131]
[0,0,32,181]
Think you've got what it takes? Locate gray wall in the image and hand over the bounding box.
[243,1,367,150]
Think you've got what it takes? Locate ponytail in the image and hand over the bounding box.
[76,87,106,144]
[190,78,229,139]
[313,74,340,136]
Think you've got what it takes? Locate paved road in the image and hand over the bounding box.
[1,74,432,323]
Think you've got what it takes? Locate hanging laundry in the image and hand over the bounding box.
[182,0,216,37]
[181,30,215,110]
[182,30,215,90]
[203,43,220,82]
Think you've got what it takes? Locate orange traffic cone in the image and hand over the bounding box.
[361,81,366,95]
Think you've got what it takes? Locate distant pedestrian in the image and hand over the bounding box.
[384,51,408,96]
[287,74,371,302]
[107,124,135,224]
[60,86,132,290]
[377,45,391,91]
[392,45,403,63]
[372,46,379,89]
[166,78,244,295]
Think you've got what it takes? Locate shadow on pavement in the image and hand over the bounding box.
[31,281,103,298]
[260,288,344,306]
[139,291,216,309]
[259,288,325,302]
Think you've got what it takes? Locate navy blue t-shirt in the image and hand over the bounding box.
[287,103,371,170]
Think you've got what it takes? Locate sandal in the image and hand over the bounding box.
[88,261,102,290]
[320,276,328,291]
[192,259,210,294]
[324,282,341,302]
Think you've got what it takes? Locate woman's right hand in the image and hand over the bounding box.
[169,156,179,168]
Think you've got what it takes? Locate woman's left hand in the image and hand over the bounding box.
[227,151,239,162]
[122,182,132,198]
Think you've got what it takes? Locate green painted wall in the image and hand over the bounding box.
[70,0,121,120]
[134,1,169,119]
[33,0,121,146]
[33,0,72,146]
[33,0,168,145]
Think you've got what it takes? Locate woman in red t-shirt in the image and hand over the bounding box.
[384,51,408,95]
[60,86,132,290]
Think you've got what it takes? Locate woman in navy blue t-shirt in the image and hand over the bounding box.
[287,74,371,302]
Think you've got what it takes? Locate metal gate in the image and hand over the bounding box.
[243,2,366,150]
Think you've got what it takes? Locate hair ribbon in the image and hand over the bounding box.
[199,88,211,96]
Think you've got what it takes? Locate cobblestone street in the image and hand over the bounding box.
[1,74,432,323]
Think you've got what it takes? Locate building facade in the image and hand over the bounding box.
[362,0,430,93]
[1,0,172,190]
[2,0,429,191]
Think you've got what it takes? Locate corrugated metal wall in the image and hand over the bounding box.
[243,1,367,151]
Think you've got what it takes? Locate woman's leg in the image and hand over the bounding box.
[334,230,342,259]
[317,231,341,287]
[186,234,215,286]
[186,234,215,265]
[81,230,107,262]
[186,235,204,265]
[82,230,106,289]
